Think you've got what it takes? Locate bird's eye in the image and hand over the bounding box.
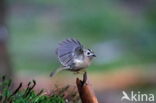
[87,52,90,55]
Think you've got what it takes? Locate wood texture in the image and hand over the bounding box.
[76,72,99,103]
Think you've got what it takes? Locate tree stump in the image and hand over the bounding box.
[76,72,99,103]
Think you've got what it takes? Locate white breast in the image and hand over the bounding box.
[74,57,91,69]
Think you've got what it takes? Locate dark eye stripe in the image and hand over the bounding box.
[88,49,93,52]
[88,49,91,51]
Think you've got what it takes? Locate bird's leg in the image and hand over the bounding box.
[80,69,86,74]
[77,69,86,74]
[73,71,80,74]
[73,69,86,74]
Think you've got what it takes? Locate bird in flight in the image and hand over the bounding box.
[50,38,96,77]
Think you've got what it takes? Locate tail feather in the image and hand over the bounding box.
[49,67,68,77]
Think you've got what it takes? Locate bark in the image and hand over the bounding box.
[76,72,99,103]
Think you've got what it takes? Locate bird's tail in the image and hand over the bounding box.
[49,66,68,77]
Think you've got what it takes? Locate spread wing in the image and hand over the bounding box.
[56,38,83,67]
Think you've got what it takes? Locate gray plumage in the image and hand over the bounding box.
[50,38,96,77]
[56,38,83,67]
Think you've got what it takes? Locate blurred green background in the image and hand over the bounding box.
[7,0,156,74]
[1,0,156,103]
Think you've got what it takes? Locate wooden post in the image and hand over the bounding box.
[76,72,99,103]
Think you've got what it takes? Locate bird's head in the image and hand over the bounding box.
[84,49,96,59]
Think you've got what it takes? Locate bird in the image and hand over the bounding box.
[50,38,96,77]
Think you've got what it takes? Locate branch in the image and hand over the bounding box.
[76,72,99,103]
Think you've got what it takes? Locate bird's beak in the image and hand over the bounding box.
[92,54,96,57]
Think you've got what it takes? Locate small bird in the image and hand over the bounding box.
[50,38,96,77]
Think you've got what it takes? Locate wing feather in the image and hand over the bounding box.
[56,38,83,66]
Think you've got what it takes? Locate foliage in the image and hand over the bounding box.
[0,76,80,103]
